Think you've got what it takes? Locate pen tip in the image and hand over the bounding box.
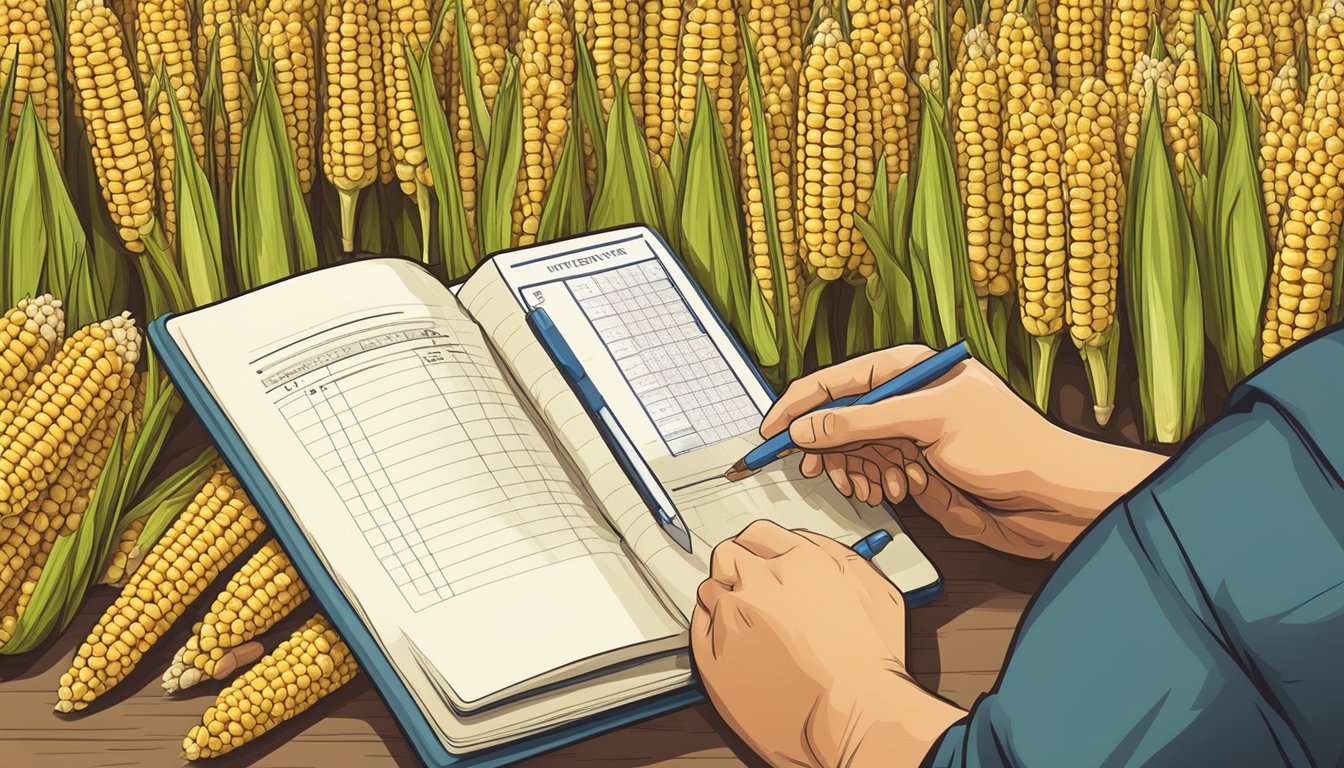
[723,460,757,483]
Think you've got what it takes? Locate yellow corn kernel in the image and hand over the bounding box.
[1053,0,1104,92]
[797,18,857,282]
[679,0,741,151]
[0,314,140,520]
[69,0,157,252]
[954,27,1011,300]
[261,0,319,195]
[639,1,683,162]
[512,0,572,246]
[181,615,358,760]
[163,541,311,693]
[0,296,64,418]
[55,466,267,712]
[1010,83,1066,339]
[1260,60,1304,243]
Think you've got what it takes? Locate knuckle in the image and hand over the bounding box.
[741,519,781,539]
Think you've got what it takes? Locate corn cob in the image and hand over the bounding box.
[680,0,740,152]
[1260,60,1304,242]
[138,0,211,243]
[1103,0,1151,95]
[110,0,137,47]
[322,0,380,252]
[513,0,572,245]
[1164,54,1201,177]
[431,0,478,244]
[1307,0,1344,93]
[1010,83,1066,343]
[1037,0,1056,52]
[1160,0,1199,58]
[1220,3,1273,103]
[182,615,358,760]
[954,28,1011,301]
[950,0,967,62]
[996,9,1052,287]
[0,364,136,644]
[377,0,433,197]
[1060,79,1121,368]
[163,541,311,693]
[1262,0,1303,74]
[983,0,1009,35]
[55,466,267,712]
[101,516,145,587]
[1053,0,1103,93]
[1121,53,1172,177]
[850,0,911,182]
[0,0,60,157]
[848,56,877,281]
[797,18,857,282]
[69,0,158,253]
[907,0,937,82]
[0,314,140,521]
[465,0,518,110]
[1262,76,1344,359]
[0,296,64,418]
[199,0,250,183]
[639,1,682,161]
[259,0,319,196]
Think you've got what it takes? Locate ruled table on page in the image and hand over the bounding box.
[565,260,761,455]
[263,316,617,613]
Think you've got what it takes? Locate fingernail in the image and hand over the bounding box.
[794,417,816,445]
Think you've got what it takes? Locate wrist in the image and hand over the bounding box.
[1036,426,1166,524]
[810,672,965,768]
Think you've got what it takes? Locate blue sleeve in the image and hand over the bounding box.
[923,329,1344,768]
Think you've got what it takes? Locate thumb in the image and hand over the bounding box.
[788,390,945,450]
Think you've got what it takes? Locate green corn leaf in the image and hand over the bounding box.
[846,282,875,356]
[860,164,916,346]
[1193,14,1222,131]
[739,14,801,379]
[162,67,227,307]
[357,183,386,254]
[1207,69,1270,387]
[1122,90,1205,443]
[574,35,606,192]
[1331,226,1344,326]
[63,125,128,315]
[407,46,473,280]
[536,119,587,242]
[0,45,18,188]
[478,56,523,256]
[112,380,183,526]
[590,82,661,231]
[0,100,91,318]
[200,33,229,192]
[0,422,128,654]
[232,58,317,290]
[908,84,1004,374]
[680,81,778,367]
[99,446,218,585]
[454,0,491,148]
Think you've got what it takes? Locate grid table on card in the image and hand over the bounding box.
[566,259,760,455]
[268,323,607,613]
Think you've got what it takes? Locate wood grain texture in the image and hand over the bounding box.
[0,504,1051,767]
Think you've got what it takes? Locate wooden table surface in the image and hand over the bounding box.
[0,506,1054,768]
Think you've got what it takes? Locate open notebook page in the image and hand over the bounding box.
[164,259,685,717]
[458,227,938,614]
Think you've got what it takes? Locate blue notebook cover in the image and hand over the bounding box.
[148,228,942,768]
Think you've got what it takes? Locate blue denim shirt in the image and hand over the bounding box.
[924,327,1344,767]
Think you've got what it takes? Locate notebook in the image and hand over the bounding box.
[149,225,941,767]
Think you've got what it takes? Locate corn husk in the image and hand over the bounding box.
[100,447,218,587]
[478,57,522,255]
[407,44,473,281]
[908,83,1006,376]
[0,420,130,654]
[161,65,227,307]
[857,162,916,349]
[232,57,316,291]
[0,101,92,324]
[1202,69,1270,388]
[573,36,606,197]
[589,83,661,233]
[536,117,588,243]
[680,80,778,369]
[1123,89,1205,442]
[739,15,802,382]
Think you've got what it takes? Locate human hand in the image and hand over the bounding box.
[762,346,1166,559]
[691,521,963,768]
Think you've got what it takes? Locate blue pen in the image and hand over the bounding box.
[726,340,972,480]
[527,307,694,554]
[852,530,893,561]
